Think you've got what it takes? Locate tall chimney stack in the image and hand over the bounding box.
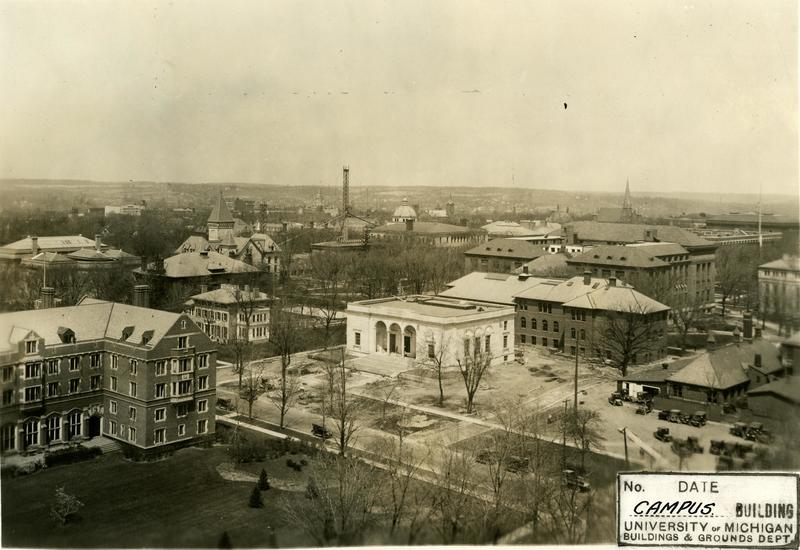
[30,236,39,255]
[754,354,762,369]
[132,285,150,308]
[342,166,350,241]
[743,311,753,340]
[95,234,102,251]
[39,286,55,309]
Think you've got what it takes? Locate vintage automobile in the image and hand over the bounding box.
[709,440,724,455]
[668,409,682,423]
[690,411,707,427]
[311,423,333,440]
[730,422,748,438]
[562,469,591,492]
[608,394,624,406]
[679,412,693,424]
[636,402,652,415]
[657,409,670,420]
[744,422,764,441]
[722,403,737,414]
[654,427,672,442]
[672,436,703,455]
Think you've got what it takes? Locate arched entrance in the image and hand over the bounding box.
[375,321,387,353]
[403,326,417,358]
[388,323,402,355]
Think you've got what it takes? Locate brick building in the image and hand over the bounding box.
[186,284,271,344]
[464,238,547,273]
[513,273,670,362]
[0,290,216,456]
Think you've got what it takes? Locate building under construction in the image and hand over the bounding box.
[311,166,375,252]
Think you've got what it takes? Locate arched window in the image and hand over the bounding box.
[542,320,548,331]
[531,318,537,330]
[520,317,527,328]
[553,321,560,332]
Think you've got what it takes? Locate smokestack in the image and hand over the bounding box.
[754,354,762,369]
[609,276,617,287]
[743,311,753,340]
[342,165,350,216]
[30,236,39,255]
[406,219,414,232]
[95,234,102,251]
[132,285,150,308]
[583,270,591,285]
[39,286,55,309]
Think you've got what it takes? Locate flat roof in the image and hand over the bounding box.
[348,295,511,319]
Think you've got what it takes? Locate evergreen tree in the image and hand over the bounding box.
[248,485,263,508]
[258,469,270,490]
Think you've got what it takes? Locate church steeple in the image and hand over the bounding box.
[622,179,632,211]
[208,191,235,243]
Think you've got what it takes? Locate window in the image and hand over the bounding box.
[542,320,548,331]
[520,335,526,343]
[580,329,586,340]
[485,335,491,353]
[463,339,470,358]
[155,361,166,376]
[129,407,137,421]
[178,336,188,349]
[90,375,101,390]
[531,319,537,330]
[110,376,117,391]
[177,358,192,373]
[155,383,166,398]
[503,335,508,349]
[130,360,137,375]
[154,428,166,444]
[111,355,118,370]
[1,366,11,382]
[47,416,60,442]
[129,382,137,397]
[197,355,208,369]
[128,426,136,442]
[427,343,435,359]
[571,328,576,339]
[25,340,37,354]
[354,331,361,347]
[503,321,508,330]
[155,408,166,422]
[90,353,101,368]
[553,321,559,332]
[520,317,526,328]
[178,424,186,437]
[69,357,80,371]
[173,380,192,396]
[47,381,59,397]
[473,337,480,358]
[532,336,537,345]
[68,411,82,438]
[67,378,79,393]
[25,419,39,446]
[47,360,59,376]
[1,424,15,451]
[2,390,13,405]
[110,400,117,414]
[25,363,41,379]
[108,420,117,435]
[197,376,208,391]
[24,386,41,402]
[197,420,207,434]
[198,400,208,413]
[570,346,576,355]
[542,338,548,347]
[177,404,189,417]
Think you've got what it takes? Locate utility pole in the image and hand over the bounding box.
[573,334,579,412]
[562,398,569,468]
[620,427,630,469]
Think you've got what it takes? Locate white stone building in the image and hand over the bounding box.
[345,295,515,367]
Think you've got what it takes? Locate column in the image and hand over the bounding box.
[15,422,23,452]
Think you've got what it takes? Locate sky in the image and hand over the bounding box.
[0,0,797,195]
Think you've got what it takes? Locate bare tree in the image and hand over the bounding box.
[309,251,348,348]
[281,453,382,545]
[326,346,360,456]
[716,246,752,318]
[593,304,665,376]
[563,408,603,473]
[456,348,493,414]
[266,370,300,426]
[230,285,261,389]
[671,292,710,350]
[239,364,267,419]
[268,299,305,428]
[429,446,480,544]
[419,332,451,407]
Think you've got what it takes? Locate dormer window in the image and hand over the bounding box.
[122,326,134,340]
[25,340,38,354]
[178,336,188,349]
[57,327,75,344]
[141,330,154,345]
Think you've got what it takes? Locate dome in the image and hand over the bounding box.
[392,198,417,222]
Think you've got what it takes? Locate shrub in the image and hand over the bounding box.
[286,458,296,469]
[14,459,44,477]
[306,479,319,499]
[50,486,84,525]
[258,469,270,491]
[44,445,102,468]
[248,484,263,508]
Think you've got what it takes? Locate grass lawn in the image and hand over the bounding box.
[1,446,315,549]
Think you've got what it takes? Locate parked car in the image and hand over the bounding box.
[657,410,670,421]
[709,440,723,455]
[654,427,672,442]
[562,469,591,492]
[690,411,707,427]
[668,409,682,423]
[679,412,693,424]
[730,422,748,438]
[722,403,737,414]
[608,396,623,406]
[636,402,652,415]
[745,422,764,441]
[672,436,703,455]
[311,423,333,439]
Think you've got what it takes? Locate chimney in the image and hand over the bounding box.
[523,265,529,274]
[132,284,150,308]
[39,286,55,309]
[754,354,762,369]
[406,219,414,232]
[95,234,102,251]
[583,270,591,285]
[742,311,753,340]
[609,276,617,287]
[30,236,39,255]
[755,327,762,339]
[200,284,208,294]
